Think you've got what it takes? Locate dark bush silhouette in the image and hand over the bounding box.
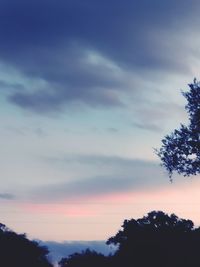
[58,248,110,267]
[157,79,200,178]
[107,211,200,267]
[0,223,53,267]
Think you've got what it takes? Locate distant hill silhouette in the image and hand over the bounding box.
[0,223,53,267]
[42,240,116,265]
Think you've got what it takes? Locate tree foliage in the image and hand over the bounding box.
[107,210,200,267]
[58,249,110,267]
[0,223,53,267]
[157,79,200,178]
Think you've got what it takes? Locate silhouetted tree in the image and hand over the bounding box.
[157,79,200,178]
[0,223,53,267]
[107,211,200,267]
[58,248,110,267]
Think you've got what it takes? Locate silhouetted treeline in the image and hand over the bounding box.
[0,223,53,267]
[59,211,200,267]
[2,211,200,267]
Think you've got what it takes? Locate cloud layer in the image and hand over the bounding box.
[31,155,171,202]
[0,0,199,114]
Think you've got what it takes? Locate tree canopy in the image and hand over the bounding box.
[157,79,200,178]
[107,210,200,267]
[0,223,53,267]
[58,248,110,267]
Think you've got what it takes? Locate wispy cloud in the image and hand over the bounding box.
[31,156,171,202]
[0,193,15,200]
[132,122,162,132]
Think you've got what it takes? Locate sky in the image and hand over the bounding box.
[2,0,200,244]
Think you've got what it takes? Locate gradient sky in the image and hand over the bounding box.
[1,0,200,242]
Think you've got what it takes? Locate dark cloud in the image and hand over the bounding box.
[0,193,15,200]
[0,0,199,113]
[9,84,123,113]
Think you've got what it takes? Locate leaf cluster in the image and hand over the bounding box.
[157,79,200,177]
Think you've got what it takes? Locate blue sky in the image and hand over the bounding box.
[1,0,200,242]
